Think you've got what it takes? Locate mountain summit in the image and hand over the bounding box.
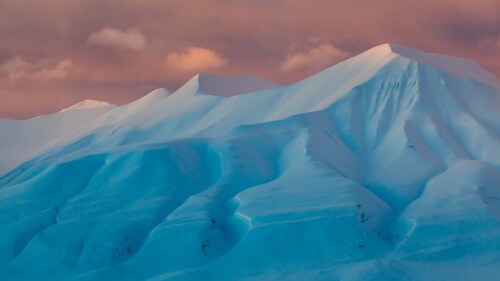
[0,44,499,281]
[379,43,499,86]
[60,99,114,112]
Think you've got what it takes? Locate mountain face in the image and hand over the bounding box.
[0,43,499,280]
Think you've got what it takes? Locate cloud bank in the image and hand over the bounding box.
[0,0,498,118]
[0,56,75,81]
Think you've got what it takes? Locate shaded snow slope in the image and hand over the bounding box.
[388,43,500,88]
[0,89,172,176]
[0,44,499,281]
[196,72,280,97]
[0,104,115,175]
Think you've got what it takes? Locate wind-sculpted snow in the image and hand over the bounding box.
[0,44,499,280]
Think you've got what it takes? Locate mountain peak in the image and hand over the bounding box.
[364,43,499,87]
[60,99,114,112]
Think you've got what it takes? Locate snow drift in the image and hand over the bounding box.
[0,43,499,280]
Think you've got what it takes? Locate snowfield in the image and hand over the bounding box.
[0,44,499,280]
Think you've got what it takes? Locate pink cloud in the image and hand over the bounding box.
[279,43,350,71]
[165,47,227,72]
[87,27,146,51]
[0,56,75,81]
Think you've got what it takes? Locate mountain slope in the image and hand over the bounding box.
[0,101,116,175]
[0,44,499,281]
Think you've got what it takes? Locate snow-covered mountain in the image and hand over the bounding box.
[0,100,116,175]
[0,43,499,280]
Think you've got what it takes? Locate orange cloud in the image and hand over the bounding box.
[279,43,350,71]
[87,27,146,51]
[165,47,227,72]
[0,56,75,81]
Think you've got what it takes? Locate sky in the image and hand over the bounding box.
[0,0,499,119]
